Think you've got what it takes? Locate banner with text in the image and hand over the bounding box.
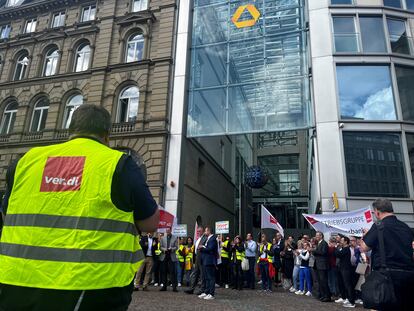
[215,221,230,234]
[302,207,374,237]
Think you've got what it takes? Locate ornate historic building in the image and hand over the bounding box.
[0,0,177,203]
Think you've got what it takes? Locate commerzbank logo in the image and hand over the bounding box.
[231,4,261,29]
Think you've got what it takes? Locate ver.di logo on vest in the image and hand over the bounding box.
[40,156,86,192]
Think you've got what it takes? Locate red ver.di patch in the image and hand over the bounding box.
[40,156,86,192]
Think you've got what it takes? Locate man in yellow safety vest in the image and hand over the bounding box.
[220,236,231,288]
[0,104,159,310]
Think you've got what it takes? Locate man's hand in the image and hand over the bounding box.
[135,207,160,233]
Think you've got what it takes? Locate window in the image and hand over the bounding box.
[359,16,387,53]
[52,12,65,28]
[25,19,37,33]
[74,43,91,72]
[13,51,29,81]
[0,102,18,134]
[81,5,96,22]
[331,0,353,4]
[395,66,414,121]
[383,0,402,8]
[343,132,408,197]
[407,0,414,10]
[336,65,396,120]
[133,0,148,12]
[30,98,49,132]
[387,19,411,55]
[126,33,144,62]
[117,86,139,123]
[0,24,11,39]
[43,48,59,76]
[63,94,83,129]
[332,16,359,53]
[405,133,414,187]
[6,0,23,7]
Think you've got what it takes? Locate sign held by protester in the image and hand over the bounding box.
[302,207,374,237]
[158,208,175,229]
[261,205,284,237]
[215,221,230,234]
[172,224,187,237]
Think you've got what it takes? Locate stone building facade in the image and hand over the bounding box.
[0,0,177,203]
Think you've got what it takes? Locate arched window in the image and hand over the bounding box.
[74,43,91,72]
[14,51,29,81]
[63,94,83,129]
[30,98,49,132]
[43,47,59,76]
[0,101,18,134]
[117,86,139,123]
[125,33,144,63]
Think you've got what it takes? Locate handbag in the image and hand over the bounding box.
[241,258,249,271]
[355,262,368,275]
[361,224,398,310]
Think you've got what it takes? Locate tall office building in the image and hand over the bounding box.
[310,0,414,229]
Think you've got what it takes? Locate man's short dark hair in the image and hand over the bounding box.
[342,236,350,245]
[372,199,394,213]
[69,104,111,137]
[316,231,324,238]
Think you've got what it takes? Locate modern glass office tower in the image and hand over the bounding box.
[167,0,414,233]
[310,0,414,229]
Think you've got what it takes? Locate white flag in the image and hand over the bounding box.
[261,205,284,237]
[194,221,201,242]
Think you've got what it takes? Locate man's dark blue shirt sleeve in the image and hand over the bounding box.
[111,155,158,220]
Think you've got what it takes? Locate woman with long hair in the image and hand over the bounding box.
[231,235,245,290]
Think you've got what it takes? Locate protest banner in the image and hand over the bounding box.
[215,221,230,234]
[158,208,175,229]
[302,207,374,237]
[172,224,188,237]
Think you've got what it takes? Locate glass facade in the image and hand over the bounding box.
[332,16,359,53]
[336,65,396,120]
[359,16,387,53]
[395,65,414,121]
[343,132,408,197]
[187,0,310,137]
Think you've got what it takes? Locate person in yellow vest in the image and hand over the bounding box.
[0,104,159,310]
[152,233,163,287]
[176,237,185,287]
[231,235,245,290]
[219,235,232,288]
[258,233,274,292]
[184,237,195,286]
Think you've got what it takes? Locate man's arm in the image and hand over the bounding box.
[361,226,377,253]
[112,155,159,233]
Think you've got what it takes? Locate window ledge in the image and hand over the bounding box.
[74,20,97,28]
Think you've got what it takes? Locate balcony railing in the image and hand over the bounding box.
[111,122,135,134]
[22,131,44,141]
[55,129,70,139]
[333,33,361,53]
[0,134,10,143]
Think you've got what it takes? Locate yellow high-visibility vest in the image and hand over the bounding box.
[257,243,273,263]
[221,240,230,259]
[176,244,185,263]
[0,138,143,290]
[155,242,162,256]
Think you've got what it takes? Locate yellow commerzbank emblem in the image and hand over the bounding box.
[231,4,261,29]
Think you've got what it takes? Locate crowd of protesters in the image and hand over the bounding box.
[135,199,414,309]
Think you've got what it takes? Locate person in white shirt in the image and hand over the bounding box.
[295,242,312,297]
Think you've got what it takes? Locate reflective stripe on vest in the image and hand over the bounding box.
[0,138,143,290]
[176,245,185,263]
[185,246,193,262]
[155,242,162,256]
[221,240,230,258]
[236,250,245,261]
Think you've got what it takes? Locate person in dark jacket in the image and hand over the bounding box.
[199,226,218,300]
[231,236,245,290]
[334,236,355,308]
[312,231,331,302]
[271,233,283,286]
[281,240,294,289]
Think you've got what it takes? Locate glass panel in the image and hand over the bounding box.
[118,86,139,122]
[133,0,148,12]
[126,34,144,62]
[30,110,41,132]
[44,49,59,76]
[407,0,414,10]
[1,25,11,39]
[53,13,65,27]
[343,132,408,197]
[360,16,387,53]
[387,19,410,55]
[64,94,83,128]
[336,66,396,120]
[25,19,36,33]
[395,66,414,121]
[331,0,353,3]
[383,0,402,7]
[332,16,359,52]
[188,0,310,137]
[90,6,96,20]
[39,109,48,131]
[406,133,414,187]
[0,113,11,134]
[75,44,90,72]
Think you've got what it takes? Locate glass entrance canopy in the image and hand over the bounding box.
[187,0,311,137]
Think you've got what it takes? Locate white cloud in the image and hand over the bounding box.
[354,87,395,120]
